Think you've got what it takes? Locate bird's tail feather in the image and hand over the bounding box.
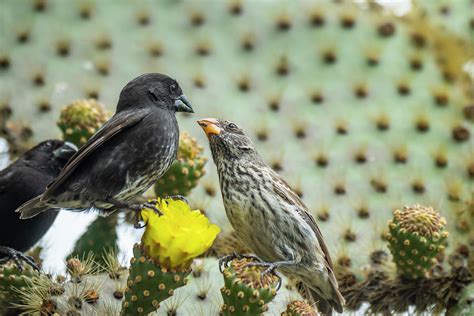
[15,195,49,219]
[298,282,344,315]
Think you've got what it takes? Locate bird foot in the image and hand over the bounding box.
[0,246,40,272]
[132,210,146,229]
[218,253,239,273]
[141,200,163,216]
[130,200,165,229]
[245,260,283,290]
[245,261,277,274]
[218,253,262,273]
[219,253,282,289]
[163,195,188,203]
[108,199,162,228]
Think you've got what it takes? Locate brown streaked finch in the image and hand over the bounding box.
[198,118,344,314]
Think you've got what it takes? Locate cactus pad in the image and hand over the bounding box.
[281,300,319,316]
[122,244,190,315]
[0,262,39,311]
[154,132,207,197]
[386,204,449,279]
[57,99,109,147]
[220,257,280,315]
[68,213,118,266]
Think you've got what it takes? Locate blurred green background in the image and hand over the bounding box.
[0,0,472,302]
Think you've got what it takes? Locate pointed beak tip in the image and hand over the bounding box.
[64,142,78,151]
[176,94,194,113]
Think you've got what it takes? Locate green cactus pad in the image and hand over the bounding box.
[154,132,207,197]
[220,257,280,315]
[0,262,39,312]
[387,204,449,279]
[68,213,118,266]
[121,244,191,315]
[57,99,109,147]
[281,300,318,316]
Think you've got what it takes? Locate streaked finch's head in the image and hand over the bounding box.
[197,118,260,163]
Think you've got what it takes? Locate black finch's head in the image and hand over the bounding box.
[117,73,194,113]
[23,140,77,174]
[198,118,261,163]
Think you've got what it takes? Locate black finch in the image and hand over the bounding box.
[198,118,345,314]
[0,140,77,266]
[17,73,194,220]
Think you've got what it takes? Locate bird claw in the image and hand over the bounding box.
[0,246,40,272]
[274,273,282,290]
[245,260,282,290]
[130,200,164,229]
[218,252,248,272]
[164,195,188,203]
[218,253,263,273]
[219,253,239,273]
[218,254,282,289]
[141,200,163,216]
[133,212,147,229]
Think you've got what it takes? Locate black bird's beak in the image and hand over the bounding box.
[53,142,78,159]
[174,95,194,113]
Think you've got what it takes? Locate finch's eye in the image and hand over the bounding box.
[45,141,52,148]
[228,123,238,130]
[170,84,177,93]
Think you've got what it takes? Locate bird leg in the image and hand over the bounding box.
[218,252,240,272]
[0,246,40,271]
[246,255,300,289]
[245,257,298,274]
[108,199,163,229]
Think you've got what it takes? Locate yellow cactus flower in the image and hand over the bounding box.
[140,198,221,269]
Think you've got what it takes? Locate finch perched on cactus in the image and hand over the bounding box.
[198,118,344,314]
[16,73,194,225]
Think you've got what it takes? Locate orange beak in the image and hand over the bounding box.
[197,118,221,136]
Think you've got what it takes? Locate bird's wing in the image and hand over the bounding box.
[42,108,150,199]
[271,173,342,302]
[271,173,334,269]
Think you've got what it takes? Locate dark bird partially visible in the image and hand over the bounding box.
[0,140,77,267]
[17,73,194,222]
[198,118,345,314]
